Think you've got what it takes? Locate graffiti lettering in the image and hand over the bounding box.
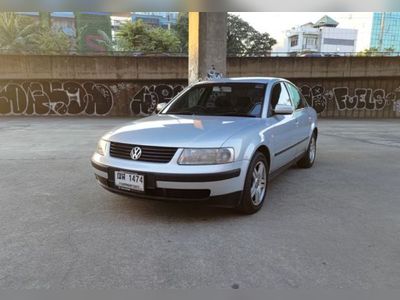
[1,80,398,117]
[130,84,184,116]
[299,84,331,113]
[394,100,400,113]
[298,84,398,113]
[332,88,394,111]
[0,81,113,116]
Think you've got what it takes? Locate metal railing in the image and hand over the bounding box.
[1,49,400,57]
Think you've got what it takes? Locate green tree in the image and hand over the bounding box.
[39,12,51,28]
[172,13,277,56]
[95,29,115,52]
[357,47,380,56]
[144,27,180,52]
[175,12,188,52]
[0,12,37,53]
[116,19,180,53]
[0,12,73,54]
[116,19,149,51]
[34,27,72,54]
[384,47,395,54]
[227,14,276,56]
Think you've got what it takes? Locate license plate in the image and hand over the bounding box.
[114,171,144,192]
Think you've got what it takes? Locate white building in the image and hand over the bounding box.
[285,15,358,55]
[111,14,131,42]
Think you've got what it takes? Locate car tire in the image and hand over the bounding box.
[236,152,269,214]
[297,133,317,168]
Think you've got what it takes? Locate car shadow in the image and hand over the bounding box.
[112,195,242,222]
[94,165,307,223]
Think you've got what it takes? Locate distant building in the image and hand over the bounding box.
[131,12,178,29]
[285,15,358,55]
[110,14,131,42]
[370,12,400,52]
[49,12,76,37]
[17,12,76,37]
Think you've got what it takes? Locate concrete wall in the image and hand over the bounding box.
[0,54,399,117]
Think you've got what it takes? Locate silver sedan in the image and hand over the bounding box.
[91,77,318,214]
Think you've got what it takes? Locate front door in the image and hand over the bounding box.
[268,82,298,171]
[286,82,310,157]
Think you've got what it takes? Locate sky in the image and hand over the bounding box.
[235,12,373,52]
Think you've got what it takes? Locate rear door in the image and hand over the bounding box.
[285,82,310,158]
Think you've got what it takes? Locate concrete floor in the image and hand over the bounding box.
[0,117,399,288]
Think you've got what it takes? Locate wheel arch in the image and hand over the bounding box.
[254,145,271,171]
[313,127,318,139]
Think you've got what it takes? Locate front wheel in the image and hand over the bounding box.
[237,152,269,214]
[297,133,317,168]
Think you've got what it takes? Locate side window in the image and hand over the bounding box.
[270,82,292,111]
[286,83,306,110]
[277,83,292,106]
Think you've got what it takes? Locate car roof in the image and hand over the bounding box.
[195,77,286,85]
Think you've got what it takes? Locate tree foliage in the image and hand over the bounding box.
[116,19,180,53]
[227,14,276,56]
[357,47,397,56]
[0,12,38,52]
[35,27,72,54]
[95,29,115,52]
[0,12,276,56]
[174,12,188,53]
[0,12,73,54]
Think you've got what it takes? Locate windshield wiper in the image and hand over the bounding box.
[166,111,196,115]
[218,113,257,118]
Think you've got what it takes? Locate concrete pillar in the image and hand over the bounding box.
[188,12,227,84]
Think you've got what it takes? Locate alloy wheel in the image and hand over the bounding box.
[250,161,267,205]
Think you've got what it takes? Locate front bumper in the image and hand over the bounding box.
[91,153,248,207]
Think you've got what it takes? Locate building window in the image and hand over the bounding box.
[304,36,318,47]
[323,38,355,46]
[290,35,298,47]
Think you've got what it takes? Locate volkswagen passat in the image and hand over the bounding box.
[91,77,318,214]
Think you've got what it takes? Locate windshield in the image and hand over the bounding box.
[161,83,266,117]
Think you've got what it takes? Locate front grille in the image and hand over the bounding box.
[109,142,177,163]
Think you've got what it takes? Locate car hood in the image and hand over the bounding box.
[103,114,259,148]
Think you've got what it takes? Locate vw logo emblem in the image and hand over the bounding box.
[130,146,142,160]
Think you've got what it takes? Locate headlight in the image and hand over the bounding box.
[178,148,234,165]
[96,139,108,156]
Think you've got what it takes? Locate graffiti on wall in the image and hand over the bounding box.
[1,80,399,117]
[299,85,331,113]
[332,87,396,111]
[130,84,185,116]
[0,81,113,115]
[298,84,399,114]
[394,100,400,113]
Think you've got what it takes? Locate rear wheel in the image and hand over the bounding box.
[297,133,317,168]
[237,152,269,214]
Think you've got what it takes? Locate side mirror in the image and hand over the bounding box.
[156,102,168,113]
[274,104,294,115]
